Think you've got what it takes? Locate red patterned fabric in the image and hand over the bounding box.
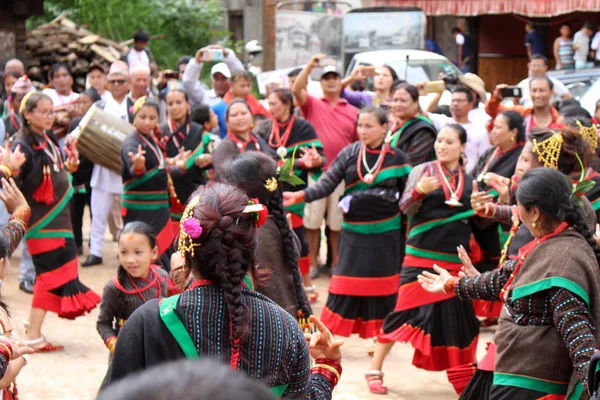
[374,0,600,17]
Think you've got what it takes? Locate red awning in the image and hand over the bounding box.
[373,0,600,17]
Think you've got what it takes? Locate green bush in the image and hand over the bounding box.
[28,0,230,70]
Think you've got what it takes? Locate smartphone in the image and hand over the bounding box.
[500,86,522,98]
[203,48,224,61]
[362,66,377,77]
[423,80,446,94]
[164,71,179,80]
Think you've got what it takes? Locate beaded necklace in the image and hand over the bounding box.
[499,222,568,301]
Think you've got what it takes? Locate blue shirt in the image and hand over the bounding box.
[211,100,228,138]
[525,30,547,56]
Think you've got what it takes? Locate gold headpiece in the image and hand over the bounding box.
[178,195,202,260]
[576,120,599,150]
[132,96,148,115]
[532,132,563,170]
[265,177,278,192]
[19,90,36,114]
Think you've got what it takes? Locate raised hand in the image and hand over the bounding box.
[306,315,343,361]
[299,145,322,169]
[457,245,480,277]
[128,145,146,171]
[417,264,451,294]
[63,138,79,164]
[2,143,26,176]
[416,171,440,194]
[471,181,495,216]
[0,178,28,214]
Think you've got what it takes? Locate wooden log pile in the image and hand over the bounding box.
[26,13,128,92]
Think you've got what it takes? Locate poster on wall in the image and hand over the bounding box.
[343,10,426,54]
[275,9,343,70]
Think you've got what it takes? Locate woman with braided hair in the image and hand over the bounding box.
[455,125,599,399]
[421,167,600,400]
[224,151,312,316]
[101,183,344,399]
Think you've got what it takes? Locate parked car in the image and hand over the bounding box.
[548,67,600,102]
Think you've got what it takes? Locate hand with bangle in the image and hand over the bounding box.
[470,181,496,217]
[415,172,440,195]
[306,315,343,387]
[0,143,26,178]
[63,138,80,173]
[128,145,147,175]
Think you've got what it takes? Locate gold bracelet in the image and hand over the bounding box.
[416,182,425,194]
[313,363,340,381]
[0,342,12,360]
[0,165,12,178]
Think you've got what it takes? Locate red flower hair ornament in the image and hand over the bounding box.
[244,198,268,228]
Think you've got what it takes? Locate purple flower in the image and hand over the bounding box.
[183,218,203,239]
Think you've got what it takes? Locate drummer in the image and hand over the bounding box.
[82,62,132,267]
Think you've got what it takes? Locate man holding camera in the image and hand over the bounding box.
[486,76,559,134]
[181,44,244,108]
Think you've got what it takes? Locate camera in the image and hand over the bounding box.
[441,72,459,85]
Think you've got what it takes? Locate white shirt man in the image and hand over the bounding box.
[83,62,130,266]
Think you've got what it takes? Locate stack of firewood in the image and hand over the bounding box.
[26,14,128,92]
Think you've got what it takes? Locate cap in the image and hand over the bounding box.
[211,63,231,79]
[88,62,107,75]
[11,75,34,94]
[458,73,487,103]
[320,65,341,79]
[108,61,129,77]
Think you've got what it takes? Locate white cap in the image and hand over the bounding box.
[211,63,231,79]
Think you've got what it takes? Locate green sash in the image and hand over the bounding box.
[388,116,434,148]
[159,294,288,398]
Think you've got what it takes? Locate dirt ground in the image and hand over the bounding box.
[4,219,493,400]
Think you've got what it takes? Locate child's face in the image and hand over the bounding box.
[118,233,157,278]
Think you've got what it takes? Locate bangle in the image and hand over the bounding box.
[442,276,459,294]
[299,159,307,169]
[105,336,117,353]
[313,363,340,381]
[416,182,425,194]
[11,205,31,228]
[0,165,12,178]
[133,166,146,175]
[314,358,342,374]
[311,366,339,387]
[0,342,13,360]
[22,353,30,366]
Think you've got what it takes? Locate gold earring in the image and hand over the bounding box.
[532,221,537,228]
[510,136,516,143]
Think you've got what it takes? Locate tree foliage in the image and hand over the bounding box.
[28,0,229,69]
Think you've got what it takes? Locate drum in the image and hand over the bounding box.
[73,104,135,173]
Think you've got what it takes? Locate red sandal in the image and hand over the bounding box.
[24,335,65,353]
[365,370,388,394]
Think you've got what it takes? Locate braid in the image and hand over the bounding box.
[269,190,312,315]
[210,216,249,366]
[564,197,600,267]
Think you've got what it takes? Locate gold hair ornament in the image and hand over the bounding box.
[576,120,598,150]
[178,195,202,259]
[132,96,148,115]
[265,177,278,192]
[532,132,563,170]
[19,90,36,114]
